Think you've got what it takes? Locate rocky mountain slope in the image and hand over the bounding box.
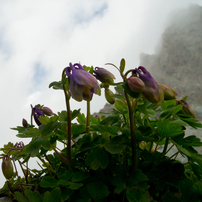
[140,4,202,120]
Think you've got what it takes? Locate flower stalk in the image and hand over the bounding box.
[62,69,73,169]
[124,90,137,170]
[86,100,91,133]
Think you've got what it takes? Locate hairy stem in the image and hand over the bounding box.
[62,68,73,169]
[124,90,137,170]
[86,100,91,133]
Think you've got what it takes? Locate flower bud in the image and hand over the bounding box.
[93,67,115,84]
[133,66,164,104]
[157,83,177,100]
[127,76,145,93]
[177,100,197,119]
[2,155,14,179]
[22,118,28,127]
[41,106,53,116]
[105,88,115,104]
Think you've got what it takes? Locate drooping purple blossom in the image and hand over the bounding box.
[32,107,45,126]
[65,63,101,101]
[132,66,164,104]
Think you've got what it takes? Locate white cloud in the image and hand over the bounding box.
[0,0,201,187]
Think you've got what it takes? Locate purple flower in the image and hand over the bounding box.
[32,107,45,126]
[15,141,24,148]
[65,63,101,101]
[93,67,115,84]
[133,66,164,104]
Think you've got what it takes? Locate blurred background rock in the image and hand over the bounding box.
[94,5,202,160]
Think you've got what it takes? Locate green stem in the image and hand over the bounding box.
[37,154,53,178]
[63,87,73,169]
[162,138,169,154]
[124,90,137,170]
[86,100,91,133]
[62,68,73,169]
[169,151,179,159]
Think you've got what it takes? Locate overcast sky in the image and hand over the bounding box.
[0,0,201,186]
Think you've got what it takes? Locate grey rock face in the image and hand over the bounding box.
[140,4,202,117]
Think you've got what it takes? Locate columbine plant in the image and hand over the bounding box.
[0,59,202,202]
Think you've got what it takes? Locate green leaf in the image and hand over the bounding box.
[120,58,125,73]
[87,182,109,200]
[58,110,67,121]
[40,176,58,188]
[178,179,193,201]
[111,173,127,194]
[49,81,63,90]
[161,191,182,202]
[104,136,127,154]
[71,109,81,120]
[161,100,176,110]
[71,171,90,182]
[58,180,71,186]
[50,187,60,202]
[178,117,202,129]
[173,135,202,147]
[33,191,42,202]
[24,190,37,202]
[41,121,59,136]
[191,163,202,179]
[100,115,120,126]
[24,136,50,156]
[14,192,29,202]
[90,124,118,135]
[126,189,151,202]
[114,100,128,114]
[173,142,191,157]
[77,113,86,124]
[60,187,73,201]
[127,169,148,188]
[58,169,73,181]
[85,147,109,170]
[16,128,41,138]
[114,84,124,95]
[69,182,83,190]
[72,124,86,138]
[138,101,149,114]
[158,119,183,137]
[159,105,182,119]
[170,119,189,127]
[190,153,202,168]
[42,191,51,202]
[104,142,125,154]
